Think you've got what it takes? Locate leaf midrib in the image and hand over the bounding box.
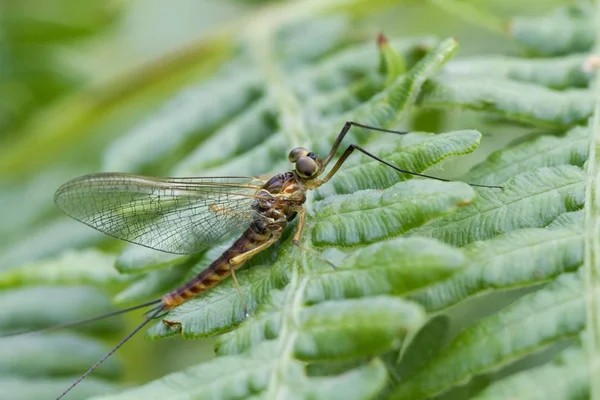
[416,178,582,231]
[265,268,309,398]
[316,187,446,219]
[468,229,582,261]
[466,136,586,182]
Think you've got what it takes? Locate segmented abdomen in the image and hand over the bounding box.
[161,220,272,309]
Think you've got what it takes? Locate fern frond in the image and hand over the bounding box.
[2,2,599,399]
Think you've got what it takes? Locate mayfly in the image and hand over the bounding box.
[38,122,501,399]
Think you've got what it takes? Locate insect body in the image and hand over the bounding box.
[162,171,306,309]
[50,122,501,399]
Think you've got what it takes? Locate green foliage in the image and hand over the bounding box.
[509,1,595,56]
[1,1,598,399]
[0,1,120,140]
[391,272,585,399]
[472,345,589,399]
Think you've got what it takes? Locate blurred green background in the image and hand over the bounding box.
[0,0,573,391]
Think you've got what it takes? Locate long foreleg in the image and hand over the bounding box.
[228,236,280,315]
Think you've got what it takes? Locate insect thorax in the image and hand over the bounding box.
[252,172,305,228]
[262,171,297,193]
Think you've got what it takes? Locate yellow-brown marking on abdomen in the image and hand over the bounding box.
[161,215,279,310]
[162,262,233,309]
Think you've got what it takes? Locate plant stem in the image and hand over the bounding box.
[584,1,600,398]
[428,0,506,35]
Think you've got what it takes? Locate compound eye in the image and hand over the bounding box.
[288,147,309,163]
[296,156,318,178]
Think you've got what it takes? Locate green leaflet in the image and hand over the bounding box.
[92,341,276,400]
[0,332,122,379]
[410,165,585,247]
[117,35,466,341]
[194,37,456,180]
[214,289,285,356]
[549,210,584,229]
[428,0,505,35]
[393,315,450,380]
[100,15,353,174]
[103,25,437,178]
[378,35,407,85]
[418,76,593,129]
[411,227,583,312]
[172,98,276,173]
[304,237,466,303]
[314,130,481,199]
[444,54,592,89]
[92,341,388,400]
[102,70,263,172]
[0,2,119,159]
[213,238,462,356]
[0,168,75,239]
[309,38,458,155]
[291,36,436,98]
[295,296,424,361]
[286,36,436,124]
[0,27,231,177]
[99,16,361,175]
[0,286,121,335]
[199,134,289,177]
[462,126,588,185]
[0,248,129,288]
[274,16,355,65]
[0,218,103,269]
[473,345,588,400]
[509,2,595,56]
[313,180,474,246]
[6,1,599,397]
[294,359,387,400]
[0,377,119,400]
[113,263,191,304]
[389,272,586,399]
[147,262,290,338]
[115,244,199,274]
[148,238,459,348]
[308,79,381,118]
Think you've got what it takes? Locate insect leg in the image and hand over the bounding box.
[290,209,337,270]
[292,208,306,246]
[228,236,280,316]
[322,121,410,168]
[229,236,280,266]
[228,264,248,316]
[320,144,503,189]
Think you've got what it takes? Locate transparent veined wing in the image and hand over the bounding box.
[54,173,266,254]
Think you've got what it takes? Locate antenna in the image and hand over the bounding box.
[0,299,162,337]
[57,303,166,400]
[319,121,503,189]
[319,121,503,190]
[352,144,503,189]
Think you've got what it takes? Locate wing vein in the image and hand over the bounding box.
[54,173,264,254]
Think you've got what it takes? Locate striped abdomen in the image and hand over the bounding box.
[161,220,273,309]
